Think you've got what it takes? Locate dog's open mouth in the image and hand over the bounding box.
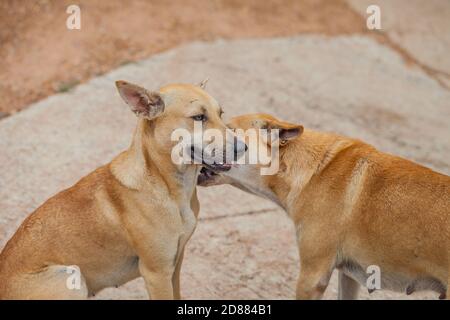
[204,162,231,172]
[199,166,217,179]
[197,164,229,185]
[190,146,231,184]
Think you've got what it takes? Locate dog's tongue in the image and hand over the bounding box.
[221,163,232,170]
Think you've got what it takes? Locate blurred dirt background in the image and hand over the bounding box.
[0,0,449,299]
[0,0,366,115]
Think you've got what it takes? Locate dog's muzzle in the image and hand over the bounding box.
[190,145,234,172]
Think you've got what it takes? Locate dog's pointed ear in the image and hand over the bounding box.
[267,118,303,145]
[115,80,165,120]
[198,78,209,89]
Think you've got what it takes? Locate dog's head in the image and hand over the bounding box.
[116,80,246,172]
[197,113,302,199]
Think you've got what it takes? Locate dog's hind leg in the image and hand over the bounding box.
[6,265,89,299]
[338,270,360,300]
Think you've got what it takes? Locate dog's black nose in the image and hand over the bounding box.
[236,144,248,155]
[233,137,247,161]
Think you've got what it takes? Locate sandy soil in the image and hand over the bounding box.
[0,0,367,114]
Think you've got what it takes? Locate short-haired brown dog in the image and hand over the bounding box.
[199,113,449,299]
[0,81,245,299]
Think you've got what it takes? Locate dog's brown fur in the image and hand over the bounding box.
[200,113,450,299]
[0,81,232,299]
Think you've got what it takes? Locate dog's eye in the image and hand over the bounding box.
[192,114,207,122]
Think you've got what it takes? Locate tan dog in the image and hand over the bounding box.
[0,81,245,299]
[198,113,450,299]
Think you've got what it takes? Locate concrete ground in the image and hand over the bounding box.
[0,2,449,299]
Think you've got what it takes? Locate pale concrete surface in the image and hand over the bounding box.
[346,0,450,84]
[1,35,449,299]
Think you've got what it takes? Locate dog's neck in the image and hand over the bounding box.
[270,129,356,218]
[111,119,199,204]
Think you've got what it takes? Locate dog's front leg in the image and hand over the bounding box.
[172,247,185,300]
[138,260,175,300]
[338,270,360,300]
[296,259,333,300]
[295,231,336,299]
